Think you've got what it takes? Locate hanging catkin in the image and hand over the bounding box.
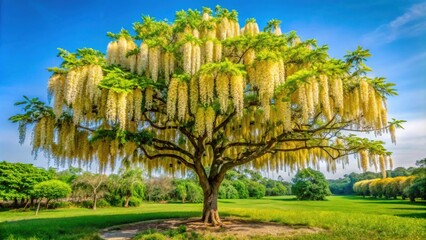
[167,78,178,119]
[183,42,192,74]
[177,81,188,121]
[138,43,149,75]
[117,93,128,129]
[205,106,215,141]
[106,41,118,65]
[117,37,128,67]
[230,74,244,116]
[319,75,332,120]
[106,90,118,122]
[216,73,229,113]
[195,107,205,136]
[189,77,198,114]
[149,46,160,81]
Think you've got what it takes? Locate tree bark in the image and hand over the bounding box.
[35,199,41,215]
[201,184,222,226]
[124,194,130,208]
[93,193,97,210]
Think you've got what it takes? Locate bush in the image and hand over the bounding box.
[48,201,73,209]
[105,194,123,207]
[247,181,266,199]
[128,196,142,207]
[81,200,94,209]
[264,180,287,196]
[185,182,203,203]
[219,181,240,199]
[97,199,110,208]
[292,168,331,200]
[136,232,167,240]
[232,180,249,199]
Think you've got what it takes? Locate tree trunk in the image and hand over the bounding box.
[124,194,130,208]
[93,194,97,210]
[35,200,41,215]
[201,184,222,226]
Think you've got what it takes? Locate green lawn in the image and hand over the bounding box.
[1,196,425,240]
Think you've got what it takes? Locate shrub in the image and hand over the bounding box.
[81,200,94,209]
[96,199,110,208]
[292,168,331,200]
[128,196,142,207]
[247,181,266,199]
[231,180,249,199]
[185,182,203,203]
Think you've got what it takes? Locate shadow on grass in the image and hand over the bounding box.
[263,197,299,202]
[0,211,201,240]
[395,212,426,219]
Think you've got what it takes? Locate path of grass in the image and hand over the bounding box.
[0,196,425,239]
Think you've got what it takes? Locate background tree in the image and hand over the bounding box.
[72,173,108,210]
[0,161,52,207]
[292,168,331,200]
[10,6,401,225]
[117,167,145,207]
[33,180,71,215]
[407,158,426,201]
[57,167,83,185]
[145,177,173,202]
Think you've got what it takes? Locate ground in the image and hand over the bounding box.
[0,196,425,240]
[100,218,323,239]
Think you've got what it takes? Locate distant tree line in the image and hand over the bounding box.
[352,158,426,201]
[0,161,290,213]
[327,161,425,195]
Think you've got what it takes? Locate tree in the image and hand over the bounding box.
[72,173,108,210]
[145,177,173,202]
[117,167,145,207]
[33,180,71,215]
[10,6,401,225]
[0,161,52,207]
[57,167,83,185]
[292,168,331,200]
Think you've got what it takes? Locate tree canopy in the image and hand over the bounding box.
[292,168,331,200]
[0,161,53,202]
[10,6,401,224]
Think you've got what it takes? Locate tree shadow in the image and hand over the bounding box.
[264,197,299,201]
[395,212,426,219]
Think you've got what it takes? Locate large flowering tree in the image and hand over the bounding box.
[10,7,402,225]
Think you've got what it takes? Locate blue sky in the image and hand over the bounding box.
[1,0,425,178]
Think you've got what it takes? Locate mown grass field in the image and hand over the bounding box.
[1,196,425,240]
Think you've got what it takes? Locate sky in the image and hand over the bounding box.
[0,0,425,179]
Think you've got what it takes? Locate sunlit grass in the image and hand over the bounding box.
[1,196,425,239]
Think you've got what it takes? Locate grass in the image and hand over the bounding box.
[0,196,425,239]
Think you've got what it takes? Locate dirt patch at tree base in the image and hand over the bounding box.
[100,217,324,239]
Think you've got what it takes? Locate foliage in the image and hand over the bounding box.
[171,179,203,203]
[353,176,418,200]
[145,177,173,202]
[116,167,145,207]
[72,173,108,210]
[33,180,71,201]
[219,181,240,199]
[292,168,331,200]
[246,181,266,199]
[0,161,52,202]
[57,167,83,185]
[231,180,249,199]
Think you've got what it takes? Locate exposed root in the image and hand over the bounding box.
[203,209,223,227]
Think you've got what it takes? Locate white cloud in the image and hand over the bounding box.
[363,2,426,45]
